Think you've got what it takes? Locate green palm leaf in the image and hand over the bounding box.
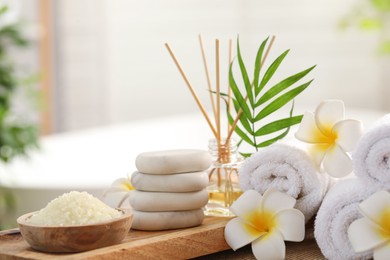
[218,92,253,135]
[227,111,255,146]
[256,49,289,96]
[253,37,269,93]
[224,36,315,155]
[229,62,253,122]
[231,98,253,134]
[256,101,297,148]
[254,80,313,121]
[256,127,290,148]
[237,38,254,108]
[254,115,303,136]
[255,65,316,107]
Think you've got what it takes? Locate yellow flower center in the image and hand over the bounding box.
[315,124,338,145]
[377,208,390,238]
[244,210,277,236]
[121,181,134,191]
[325,131,337,144]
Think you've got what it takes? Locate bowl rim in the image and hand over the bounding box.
[17,208,133,228]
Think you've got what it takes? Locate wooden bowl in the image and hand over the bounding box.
[17,209,133,253]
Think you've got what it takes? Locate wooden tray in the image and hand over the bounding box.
[0,217,231,259]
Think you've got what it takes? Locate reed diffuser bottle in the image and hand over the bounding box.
[204,138,243,216]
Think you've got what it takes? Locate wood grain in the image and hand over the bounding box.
[0,217,230,260]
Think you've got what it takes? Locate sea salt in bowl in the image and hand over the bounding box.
[16,191,133,253]
[17,209,133,253]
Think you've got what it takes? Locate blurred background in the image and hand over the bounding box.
[5,0,390,134]
[0,0,390,229]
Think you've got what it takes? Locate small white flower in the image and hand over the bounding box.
[224,189,305,260]
[348,190,390,260]
[104,176,133,207]
[295,100,363,177]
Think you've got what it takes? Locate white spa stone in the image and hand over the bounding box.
[131,171,209,192]
[129,189,208,212]
[131,209,205,231]
[135,149,211,174]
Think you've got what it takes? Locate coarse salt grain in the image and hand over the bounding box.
[28,191,122,226]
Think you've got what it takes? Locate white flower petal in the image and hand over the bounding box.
[224,217,265,251]
[252,229,285,260]
[359,191,390,226]
[315,100,345,135]
[295,112,328,143]
[117,193,131,207]
[230,190,263,219]
[374,242,390,260]
[111,178,133,190]
[348,217,389,252]
[262,188,296,214]
[275,209,305,242]
[308,143,329,167]
[103,178,133,196]
[333,119,363,152]
[322,145,352,177]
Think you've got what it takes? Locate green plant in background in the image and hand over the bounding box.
[227,37,315,157]
[340,0,390,55]
[0,188,15,230]
[0,4,39,230]
[0,5,39,163]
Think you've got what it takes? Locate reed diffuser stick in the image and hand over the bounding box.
[227,39,233,135]
[224,35,276,146]
[215,39,222,186]
[215,39,221,144]
[198,35,218,127]
[165,43,218,139]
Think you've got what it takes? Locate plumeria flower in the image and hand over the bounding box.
[348,190,390,260]
[224,189,305,260]
[103,174,134,207]
[295,100,363,178]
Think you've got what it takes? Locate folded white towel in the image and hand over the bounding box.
[239,143,331,223]
[314,178,380,260]
[353,114,390,186]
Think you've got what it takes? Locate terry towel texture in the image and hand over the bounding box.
[239,143,331,223]
[314,178,381,260]
[353,114,390,186]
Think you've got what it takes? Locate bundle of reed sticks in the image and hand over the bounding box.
[165,35,274,157]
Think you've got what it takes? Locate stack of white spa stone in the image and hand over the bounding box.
[130,149,212,231]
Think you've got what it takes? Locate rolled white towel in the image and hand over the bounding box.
[239,143,331,223]
[353,114,390,186]
[314,178,381,260]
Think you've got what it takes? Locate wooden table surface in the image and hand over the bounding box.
[0,217,324,259]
